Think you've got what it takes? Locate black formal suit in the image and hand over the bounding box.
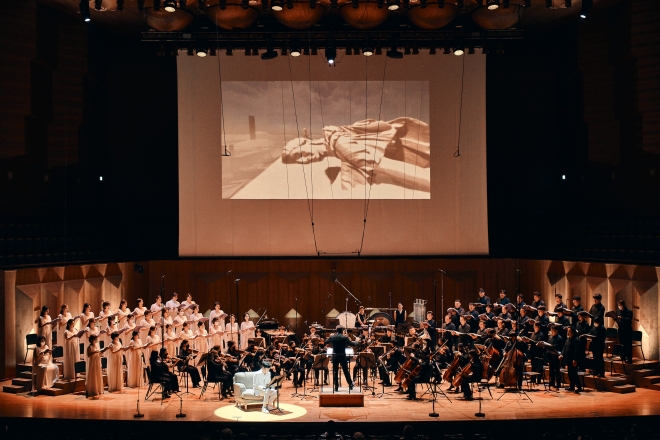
[616,307,634,362]
[326,333,357,390]
[150,357,179,395]
[461,358,484,400]
[545,334,564,388]
[587,325,606,376]
[562,335,581,391]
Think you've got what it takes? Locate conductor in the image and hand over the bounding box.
[326,325,358,392]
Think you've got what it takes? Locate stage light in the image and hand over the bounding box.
[79,1,91,21]
[290,41,302,57]
[271,0,283,10]
[325,44,336,65]
[154,0,161,11]
[562,175,566,180]
[310,0,317,8]
[580,0,592,18]
[454,45,464,56]
[438,0,444,7]
[164,0,177,12]
[117,0,124,10]
[261,41,278,60]
[94,0,102,10]
[196,41,208,57]
[99,176,103,181]
[487,0,499,10]
[387,0,399,10]
[362,44,374,57]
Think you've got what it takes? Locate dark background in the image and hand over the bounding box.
[1,0,659,267]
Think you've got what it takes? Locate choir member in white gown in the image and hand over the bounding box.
[145,326,161,363]
[57,304,72,346]
[210,317,225,353]
[97,301,113,330]
[33,336,59,392]
[83,320,100,364]
[103,316,119,351]
[173,309,187,335]
[162,308,173,327]
[195,321,209,365]
[63,319,81,380]
[209,302,227,346]
[150,295,164,322]
[225,315,239,347]
[38,306,53,351]
[116,300,130,329]
[181,293,197,319]
[133,298,147,318]
[240,313,255,350]
[165,292,180,313]
[85,334,105,397]
[179,322,194,347]
[126,331,144,388]
[164,324,179,357]
[78,303,94,347]
[123,313,136,334]
[138,310,155,344]
[106,332,126,392]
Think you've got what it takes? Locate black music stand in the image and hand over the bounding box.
[248,337,266,348]
[312,353,330,392]
[357,352,376,394]
[267,374,286,414]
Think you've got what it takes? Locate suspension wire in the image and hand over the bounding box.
[455,55,465,158]
[316,81,333,199]
[358,57,388,254]
[308,49,314,218]
[412,81,425,199]
[281,81,290,199]
[288,55,318,254]
[216,27,229,156]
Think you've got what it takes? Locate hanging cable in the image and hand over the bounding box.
[281,81,290,199]
[412,81,425,199]
[216,28,230,156]
[316,81,333,199]
[288,56,318,254]
[455,55,465,157]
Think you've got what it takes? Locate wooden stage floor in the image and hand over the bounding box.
[2,378,660,426]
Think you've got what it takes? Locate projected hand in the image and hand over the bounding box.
[281,137,327,164]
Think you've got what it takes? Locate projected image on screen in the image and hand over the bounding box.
[221,81,429,199]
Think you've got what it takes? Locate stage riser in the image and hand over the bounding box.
[319,393,364,407]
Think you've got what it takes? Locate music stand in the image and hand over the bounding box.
[397,323,412,335]
[312,354,330,392]
[326,319,339,330]
[358,352,376,392]
[248,337,266,348]
[267,374,286,414]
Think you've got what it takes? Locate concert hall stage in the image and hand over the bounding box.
[2,376,660,439]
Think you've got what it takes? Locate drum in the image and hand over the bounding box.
[369,312,393,327]
[336,311,356,328]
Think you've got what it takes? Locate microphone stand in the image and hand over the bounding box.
[335,279,361,306]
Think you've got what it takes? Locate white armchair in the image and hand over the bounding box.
[233,371,270,410]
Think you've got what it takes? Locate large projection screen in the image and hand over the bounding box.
[178,54,488,257]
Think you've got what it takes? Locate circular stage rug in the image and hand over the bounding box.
[214,403,307,422]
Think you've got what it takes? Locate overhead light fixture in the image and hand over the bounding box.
[271,0,283,10]
[386,45,403,59]
[387,0,399,10]
[580,0,591,17]
[79,0,91,21]
[362,44,374,57]
[310,0,317,8]
[196,41,208,57]
[438,0,444,7]
[290,41,302,57]
[565,0,571,7]
[94,0,102,11]
[261,41,278,60]
[325,43,336,65]
[454,45,464,56]
[154,0,161,11]
[164,0,177,12]
[487,0,499,10]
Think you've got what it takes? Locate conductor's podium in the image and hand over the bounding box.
[318,386,365,407]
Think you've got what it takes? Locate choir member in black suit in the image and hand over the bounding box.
[589,293,606,321]
[544,324,564,390]
[441,314,456,350]
[477,288,490,305]
[570,296,584,327]
[585,316,606,377]
[529,322,546,384]
[560,327,582,394]
[553,293,567,313]
[531,292,546,315]
[456,315,472,348]
[497,290,510,306]
[615,300,634,363]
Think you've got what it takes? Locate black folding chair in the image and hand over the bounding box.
[74,361,87,394]
[144,368,165,404]
[24,334,39,363]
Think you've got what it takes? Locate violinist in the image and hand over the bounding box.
[177,340,202,388]
[353,328,372,384]
[378,346,403,387]
[406,340,432,400]
[424,311,437,349]
[224,340,241,374]
[379,328,397,345]
[461,349,484,401]
[311,337,329,386]
[151,348,180,398]
[207,346,234,398]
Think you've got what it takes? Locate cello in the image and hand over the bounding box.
[498,336,523,388]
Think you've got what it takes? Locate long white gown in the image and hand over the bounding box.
[63,330,79,380]
[225,323,239,347]
[83,327,100,364]
[240,321,255,350]
[210,323,225,352]
[145,334,161,364]
[39,316,53,350]
[209,309,226,333]
[126,339,144,388]
[57,312,72,345]
[195,328,209,365]
[85,343,103,397]
[33,345,59,391]
[164,330,177,358]
[106,341,124,392]
[138,317,155,344]
[116,308,130,329]
[79,312,94,349]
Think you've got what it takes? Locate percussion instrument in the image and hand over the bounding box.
[336,311,356,328]
[368,312,394,327]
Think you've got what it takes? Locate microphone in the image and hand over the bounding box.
[516,269,522,273]
[328,293,332,298]
[161,275,165,279]
[438,269,446,274]
[226,270,233,275]
[234,278,241,283]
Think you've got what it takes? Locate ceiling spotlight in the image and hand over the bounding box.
[580,0,591,17]
[196,41,208,57]
[154,0,161,11]
[438,0,444,7]
[164,0,177,12]
[261,41,278,60]
[271,0,283,10]
[362,45,374,57]
[387,0,399,10]
[94,0,102,11]
[325,43,336,65]
[79,1,91,21]
[290,41,302,57]
[454,45,464,56]
[487,0,499,10]
[386,45,403,59]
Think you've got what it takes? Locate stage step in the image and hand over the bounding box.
[650,383,660,392]
[602,378,629,391]
[19,371,33,379]
[604,359,659,375]
[53,378,85,394]
[40,386,65,396]
[631,369,657,386]
[639,376,660,388]
[612,384,636,394]
[2,385,28,394]
[12,378,32,388]
[319,392,364,407]
[16,363,33,374]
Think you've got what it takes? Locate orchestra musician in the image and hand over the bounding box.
[394,303,407,325]
[406,340,432,400]
[326,326,357,391]
[378,345,403,387]
[177,339,202,388]
[352,328,372,384]
[614,300,634,364]
[150,348,180,398]
[461,349,484,401]
[589,293,605,321]
[355,306,367,327]
[206,346,233,398]
[477,288,490,305]
[379,328,398,346]
[310,337,329,386]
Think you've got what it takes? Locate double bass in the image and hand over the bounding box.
[498,336,524,387]
[442,353,461,383]
[394,357,420,387]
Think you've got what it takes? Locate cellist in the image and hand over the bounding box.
[461,349,484,401]
[406,340,432,401]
